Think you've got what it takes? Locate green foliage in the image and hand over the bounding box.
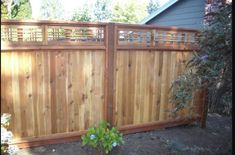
[40,0,64,20]
[72,0,113,22]
[1,0,32,19]
[169,69,198,115]
[72,4,92,22]
[146,0,159,14]
[11,0,31,19]
[111,2,137,23]
[71,0,148,23]
[1,0,8,19]
[170,3,232,115]
[93,0,112,22]
[82,120,124,154]
[111,1,148,23]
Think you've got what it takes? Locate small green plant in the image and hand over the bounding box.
[82,120,124,154]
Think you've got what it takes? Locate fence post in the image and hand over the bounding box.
[105,23,116,126]
[200,88,208,128]
[42,25,48,45]
[151,29,156,47]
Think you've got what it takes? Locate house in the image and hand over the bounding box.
[140,0,206,30]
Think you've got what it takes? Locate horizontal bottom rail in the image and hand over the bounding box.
[119,116,201,134]
[12,116,200,149]
[12,131,87,148]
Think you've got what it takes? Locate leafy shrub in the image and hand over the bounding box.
[82,120,124,154]
[170,3,232,116]
[1,113,19,155]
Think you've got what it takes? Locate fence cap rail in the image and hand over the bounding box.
[1,20,200,32]
[1,19,107,27]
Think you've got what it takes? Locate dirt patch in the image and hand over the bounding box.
[19,113,232,155]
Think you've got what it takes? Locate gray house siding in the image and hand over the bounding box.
[146,0,205,30]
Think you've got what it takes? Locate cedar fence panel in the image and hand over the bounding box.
[113,51,192,127]
[1,20,206,148]
[1,50,105,140]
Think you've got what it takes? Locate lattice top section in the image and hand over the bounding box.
[1,20,199,50]
[119,30,152,46]
[117,27,199,50]
[47,26,104,45]
[1,26,43,43]
[1,22,105,47]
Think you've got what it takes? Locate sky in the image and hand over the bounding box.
[30,0,170,19]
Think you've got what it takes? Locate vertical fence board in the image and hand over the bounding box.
[167,52,177,119]
[19,52,27,137]
[122,51,128,125]
[139,51,145,124]
[128,51,135,125]
[70,52,80,131]
[116,51,124,126]
[159,52,169,121]
[132,52,141,124]
[67,52,74,132]
[153,52,161,121]
[11,53,22,138]
[32,52,39,137]
[50,52,57,134]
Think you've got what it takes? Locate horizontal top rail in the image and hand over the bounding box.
[1,19,107,27]
[1,20,199,32]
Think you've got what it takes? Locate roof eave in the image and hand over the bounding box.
[140,0,180,24]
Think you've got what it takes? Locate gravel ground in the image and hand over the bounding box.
[19,113,232,155]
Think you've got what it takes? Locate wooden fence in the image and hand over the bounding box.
[1,20,206,148]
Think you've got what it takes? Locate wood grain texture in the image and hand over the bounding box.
[1,49,203,145]
[1,50,105,139]
[113,50,199,127]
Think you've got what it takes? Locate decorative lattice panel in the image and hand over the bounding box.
[47,26,104,45]
[118,30,152,46]
[1,25,43,44]
[117,28,199,50]
[1,24,105,47]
